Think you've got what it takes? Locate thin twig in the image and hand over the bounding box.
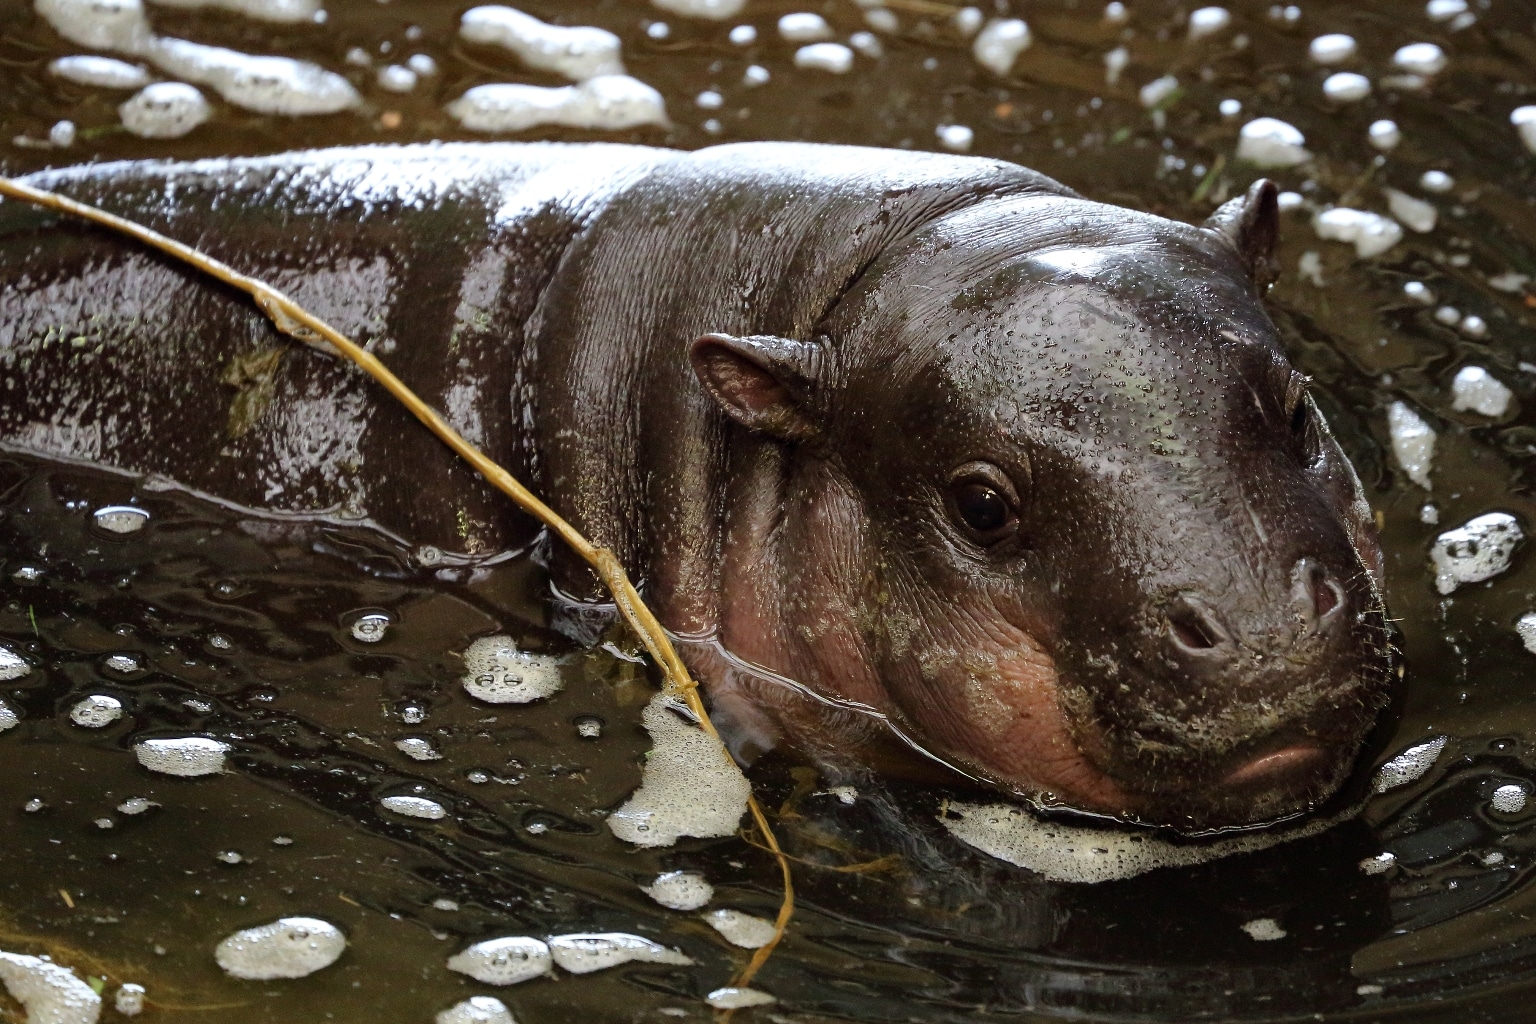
[0,175,793,1012]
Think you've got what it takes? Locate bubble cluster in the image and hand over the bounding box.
[460,635,565,704]
[641,870,714,910]
[134,736,229,776]
[446,936,552,985]
[547,933,692,974]
[1374,736,1449,792]
[1430,514,1523,595]
[215,917,346,979]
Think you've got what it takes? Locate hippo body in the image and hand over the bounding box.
[0,142,1392,831]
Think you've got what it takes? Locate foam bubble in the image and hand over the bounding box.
[446,936,552,985]
[1517,613,1536,654]
[1103,2,1128,25]
[1359,851,1397,874]
[93,505,149,534]
[460,6,624,81]
[1313,208,1402,258]
[1426,0,1467,19]
[728,23,755,44]
[1387,402,1435,489]
[117,796,157,814]
[0,701,17,733]
[649,0,744,19]
[1393,42,1446,75]
[1384,188,1436,232]
[706,987,776,1009]
[1187,7,1230,40]
[794,42,853,73]
[1460,315,1488,339]
[1420,169,1455,193]
[0,950,102,1024]
[437,996,515,1024]
[458,635,564,703]
[972,18,1030,76]
[778,12,832,42]
[1308,33,1356,64]
[607,693,751,848]
[1139,75,1178,109]
[1514,107,1536,155]
[48,119,77,146]
[1435,305,1462,327]
[1404,280,1435,304]
[1451,366,1512,418]
[0,645,29,682]
[935,123,973,152]
[146,38,360,114]
[146,0,321,22]
[1374,736,1448,791]
[546,933,692,974]
[1236,117,1310,168]
[642,871,714,911]
[1492,784,1528,814]
[940,801,1339,883]
[50,54,149,88]
[1102,45,1129,85]
[36,0,154,52]
[703,909,776,948]
[350,612,390,643]
[1241,918,1286,941]
[70,694,124,728]
[120,80,208,137]
[743,64,769,86]
[1323,72,1370,102]
[448,76,667,133]
[115,982,146,1016]
[215,917,346,979]
[1369,119,1401,150]
[135,736,228,776]
[395,737,442,761]
[104,653,141,673]
[380,795,447,819]
[1431,513,1522,594]
[377,64,417,92]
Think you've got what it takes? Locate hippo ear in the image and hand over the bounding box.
[690,333,821,441]
[1204,178,1282,288]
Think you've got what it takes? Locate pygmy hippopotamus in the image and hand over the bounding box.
[0,142,1393,832]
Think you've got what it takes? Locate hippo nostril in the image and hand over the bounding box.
[1313,574,1342,618]
[1292,557,1346,626]
[1166,600,1225,653]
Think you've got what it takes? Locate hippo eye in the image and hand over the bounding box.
[947,462,1021,545]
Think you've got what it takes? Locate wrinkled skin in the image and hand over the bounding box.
[0,142,1392,831]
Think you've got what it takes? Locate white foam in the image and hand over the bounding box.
[727,23,754,44]
[1404,280,1435,304]
[446,937,552,985]
[215,918,345,979]
[1431,513,1523,594]
[941,801,1338,883]
[1139,75,1179,111]
[952,5,983,36]
[1451,366,1512,417]
[642,871,714,911]
[1492,784,1528,814]
[1219,97,1241,117]
[706,987,776,1010]
[350,613,389,643]
[1308,33,1356,64]
[1514,107,1536,155]
[607,693,751,848]
[1420,169,1455,193]
[0,951,102,1024]
[458,635,564,703]
[1387,401,1436,490]
[49,119,76,146]
[114,983,145,1017]
[70,694,123,728]
[93,506,149,534]
[1236,117,1310,168]
[546,933,691,974]
[395,737,441,761]
[377,64,416,92]
[146,0,320,22]
[448,76,667,133]
[1394,42,1446,75]
[1426,0,1467,20]
[1436,306,1462,326]
[117,797,157,814]
[1517,613,1536,654]
[1313,208,1402,258]
[1241,918,1286,941]
[135,736,228,776]
[1369,119,1401,150]
[743,64,769,86]
[120,81,209,137]
[50,54,149,88]
[146,38,360,114]
[972,18,1030,76]
[408,53,437,76]
[1460,315,1488,339]
[1103,46,1128,85]
[0,645,29,682]
[1187,6,1230,40]
[1374,736,1447,791]
[794,42,853,73]
[1104,2,1128,25]
[1384,188,1436,232]
[437,996,514,1024]
[380,795,447,819]
[778,12,832,41]
[36,0,153,52]
[703,909,776,949]
[1359,851,1397,874]
[649,0,743,19]
[460,6,623,81]
[1323,72,1370,102]
[0,701,17,733]
[935,123,973,152]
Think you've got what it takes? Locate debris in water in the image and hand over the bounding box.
[703,909,777,949]
[1236,117,1310,168]
[642,871,714,911]
[1430,513,1522,594]
[70,694,124,728]
[134,736,229,776]
[459,5,624,81]
[606,693,752,848]
[1374,736,1448,791]
[380,795,447,820]
[215,917,346,979]
[448,76,667,133]
[706,987,776,1009]
[459,635,565,703]
[547,933,692,974]
[0,950,102,1024]
[446,936,552,985]
[1450,366,1512,418]
[120,81,209,138]
[437,996,515,1024]
[972,18,1030,76]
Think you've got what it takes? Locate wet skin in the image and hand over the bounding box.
[0,141,1393,830]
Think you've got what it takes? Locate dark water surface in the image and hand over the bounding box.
[2,0,1536,1020]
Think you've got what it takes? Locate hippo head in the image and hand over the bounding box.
[690,181,1393,831]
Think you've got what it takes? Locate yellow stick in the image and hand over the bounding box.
[0,175,793,1007]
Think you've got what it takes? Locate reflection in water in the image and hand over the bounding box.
[2,0,1536,1019]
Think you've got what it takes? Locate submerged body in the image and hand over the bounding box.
[0,142,1392,831]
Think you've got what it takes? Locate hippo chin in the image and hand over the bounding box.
[0,141,1393,832]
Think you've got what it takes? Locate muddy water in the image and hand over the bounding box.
[2,0,1536,1020]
